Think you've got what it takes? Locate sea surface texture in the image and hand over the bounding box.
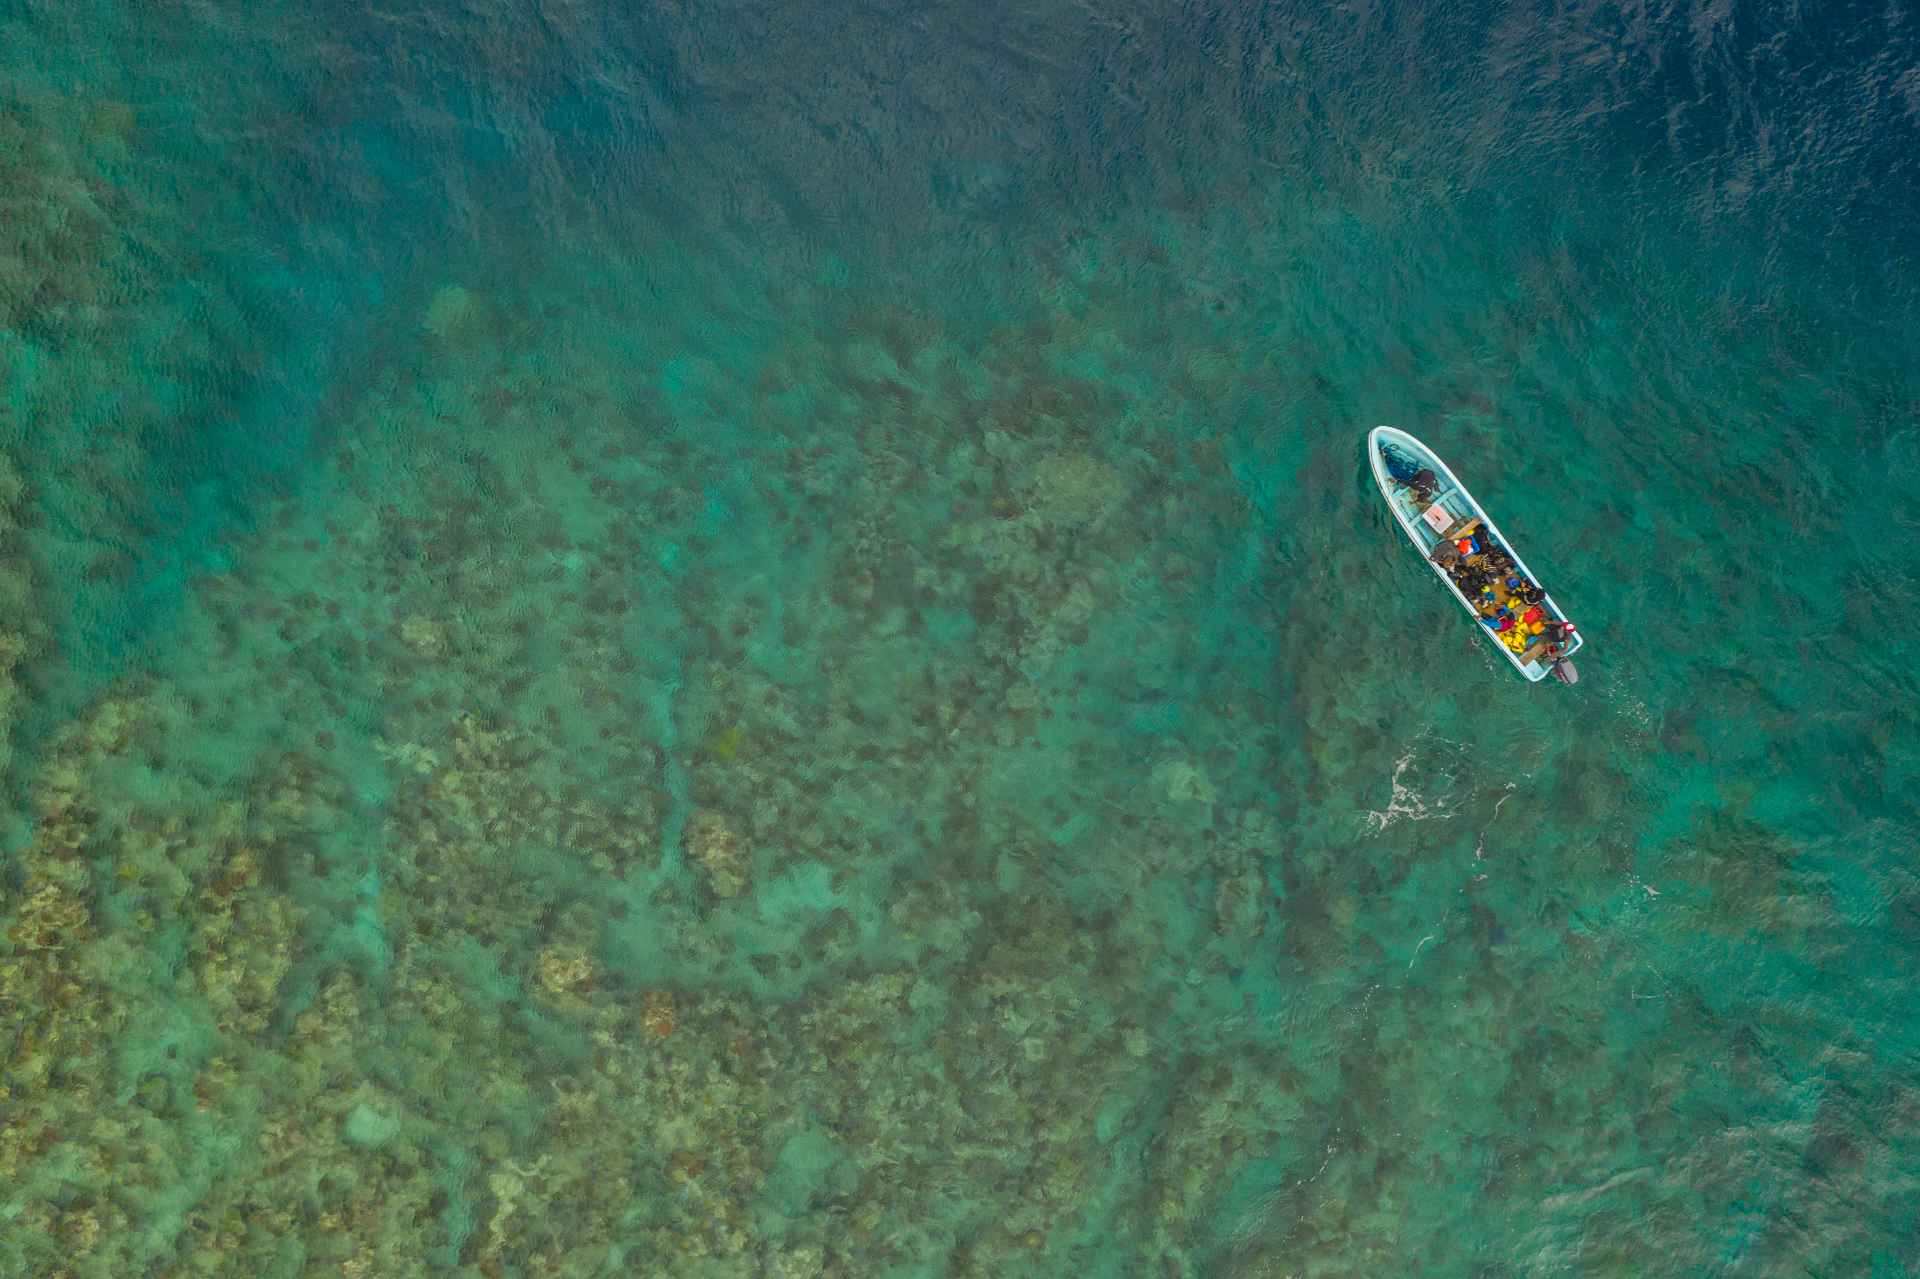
[2,1,1918,1274]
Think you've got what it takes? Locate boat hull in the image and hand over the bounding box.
[1367,425,1585,683]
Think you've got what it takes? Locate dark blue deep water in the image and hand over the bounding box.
[2,1,1918,1273]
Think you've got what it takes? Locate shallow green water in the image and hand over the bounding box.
[2,0,1918,1274]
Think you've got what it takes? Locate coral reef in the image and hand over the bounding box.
[0,97,1912,1276]
[0,451,32,792]
[0,98,117,341]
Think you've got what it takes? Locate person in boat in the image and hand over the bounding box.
[1507,576,1542,606]
[1410,468,1439,504]
[1542,618,1578,645]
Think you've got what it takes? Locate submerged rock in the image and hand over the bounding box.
[343,1102,401,1150]
[687,807,750,898]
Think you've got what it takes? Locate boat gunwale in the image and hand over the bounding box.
[1367,425,1584,683]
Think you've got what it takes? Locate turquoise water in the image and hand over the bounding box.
[3,1,1919,1273]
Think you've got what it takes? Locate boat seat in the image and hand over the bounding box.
[1440,514,1482,542]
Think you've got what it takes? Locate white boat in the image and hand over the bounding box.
[1367,425,1585,684]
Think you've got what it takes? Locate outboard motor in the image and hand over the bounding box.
[1551,658,1579,686]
